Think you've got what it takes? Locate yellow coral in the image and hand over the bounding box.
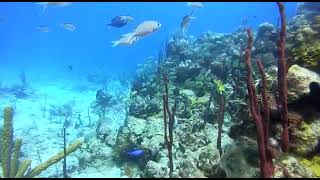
[190,94,210,107]
[298,121,315,141]
[291,121,318,155]
[1,106,14,178]
[214,79,225,95]
[27,139,83,177]
[291,41,320,71]
[0,107,83,178]
[15,160,31,178]
[10,138,22,178]
[299,156,320,177]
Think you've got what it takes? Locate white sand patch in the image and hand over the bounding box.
[72,165,125,178]
[0,76,127,178]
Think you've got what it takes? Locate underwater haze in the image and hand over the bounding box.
[0,2,297,80]
[1,2,320,178]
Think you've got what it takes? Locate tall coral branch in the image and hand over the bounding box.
[217,60,226,157]
[216,93,225,156]
[276,2,289,153]
[162,72,176,178]
[1,106,14,178]
[256,59,270,150]
[245,29,274,178]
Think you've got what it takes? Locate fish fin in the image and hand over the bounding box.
[111,40,119,47]
[121,33,135,42]
[190,16,196,19]
[106,24,113,29]
[121,32,133,37]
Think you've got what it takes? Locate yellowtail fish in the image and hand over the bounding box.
[36,26,50,33]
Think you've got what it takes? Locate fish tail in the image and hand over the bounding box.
[181,27,187,36]
[111,40,119,47]
[190,8,196,16]
[121,32,135,42]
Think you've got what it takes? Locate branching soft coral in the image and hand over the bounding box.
[1,106,83,178]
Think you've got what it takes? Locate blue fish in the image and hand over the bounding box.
[126,148,144,158]
[107,15,134,28]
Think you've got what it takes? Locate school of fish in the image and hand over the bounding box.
[4,2,204,47]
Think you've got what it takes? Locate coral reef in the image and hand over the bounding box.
[220,138,260,178]
[287,3,320,73]
[91,89,116,118]
[112,113,232,178]
[128,93,161,119]
[287,64,320,103]
[75,137,113,170]
[107,2,320,178]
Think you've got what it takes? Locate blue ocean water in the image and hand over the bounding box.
[0,2,297,83]
[3,2,318,178]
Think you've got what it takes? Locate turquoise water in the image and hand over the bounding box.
[0,2,297,80]
[3,2,319,178]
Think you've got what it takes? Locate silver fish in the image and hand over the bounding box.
[61,23,76,31]
[36,26,50,33]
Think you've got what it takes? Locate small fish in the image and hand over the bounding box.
[111,35,139,47]
[36,26,50,33]
[61,23,76,31]
[67,65,73,71]
[36,2,72,14]
[107,15,134,28]
[269,137,280,148]
[181,10,196,34]
[127,148,144,158]
[186,2,204,8]
[122,20,161,42]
